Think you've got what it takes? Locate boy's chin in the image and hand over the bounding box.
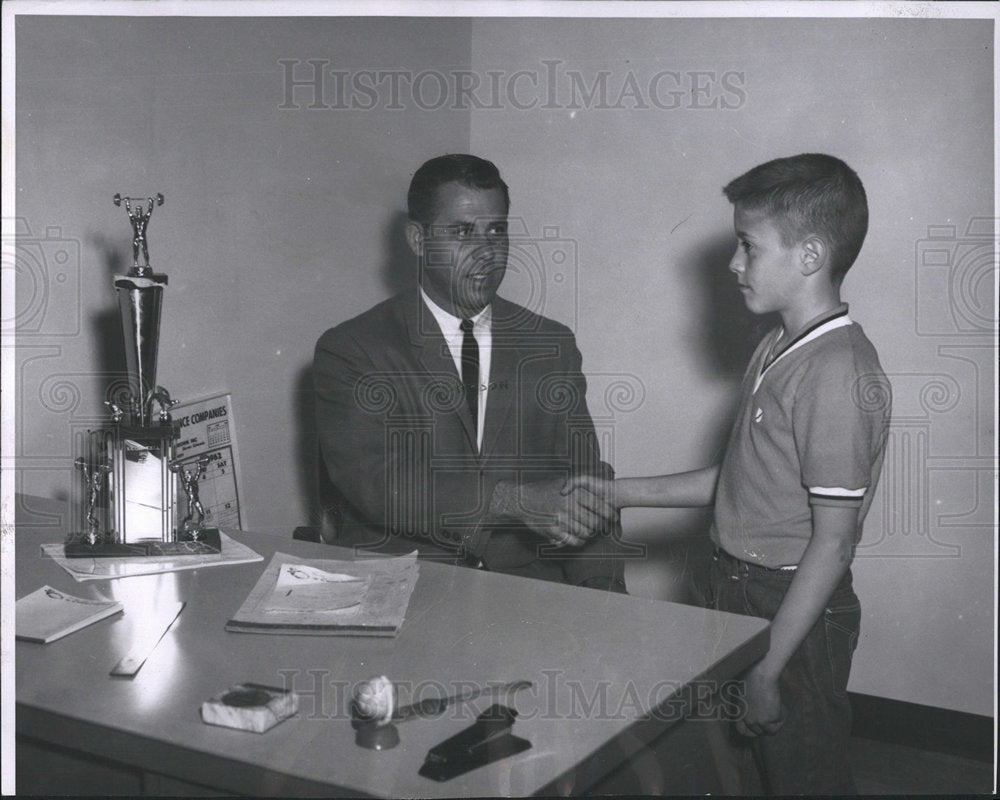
[740,294,775,317]
[741,296,764,315]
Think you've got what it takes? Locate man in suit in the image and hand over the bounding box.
[314,154,626,591]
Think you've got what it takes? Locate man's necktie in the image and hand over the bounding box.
[460,319,479,432]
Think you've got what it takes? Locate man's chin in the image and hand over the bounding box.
[455,286,500,316]
[454,300,493,318]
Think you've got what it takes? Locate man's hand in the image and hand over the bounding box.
[493,477,617,547]
[736,663,785,738]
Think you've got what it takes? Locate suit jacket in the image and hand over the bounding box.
[313,289,624,587]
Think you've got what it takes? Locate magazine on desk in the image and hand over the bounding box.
[226,550,419,637]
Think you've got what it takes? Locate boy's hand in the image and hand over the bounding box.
[560,474,618,518]
[736,663,786,738]
[732,505,858,739]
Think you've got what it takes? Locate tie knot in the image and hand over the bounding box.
[460,319,475,334]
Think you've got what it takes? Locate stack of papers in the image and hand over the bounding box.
[226,551,419,637]
[41,532,263,582]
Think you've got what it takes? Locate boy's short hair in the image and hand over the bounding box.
[407,154,510,226]
[723,153,868,283]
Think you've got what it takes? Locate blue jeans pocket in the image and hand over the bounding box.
[824,600,861,699]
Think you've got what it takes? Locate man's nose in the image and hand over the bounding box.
[483,229,506,247]
[472,233,504,256]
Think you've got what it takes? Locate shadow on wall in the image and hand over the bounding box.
[292,210,416,528]
[686,232,774,383]
[623,233,774,602]
[90,233,129,416]
[293,364,321,528]
[380,210,415,294]
[683,231,774,462]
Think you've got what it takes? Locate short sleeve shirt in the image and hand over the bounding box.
[711,305,892,568]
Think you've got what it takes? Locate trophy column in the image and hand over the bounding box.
[111,264,177,543]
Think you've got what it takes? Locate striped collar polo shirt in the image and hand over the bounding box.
[710,304,892,569]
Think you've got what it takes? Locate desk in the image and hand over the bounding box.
[15,495,768,796]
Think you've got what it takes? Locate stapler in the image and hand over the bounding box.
[418,704,531,782]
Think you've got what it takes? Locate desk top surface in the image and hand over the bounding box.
[15,495,767,797]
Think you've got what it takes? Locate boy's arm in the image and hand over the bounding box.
[561,464,720,510]
[616,465,721,508]
[737,503,858,737]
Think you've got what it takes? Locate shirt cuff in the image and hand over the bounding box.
[809,485,866,508]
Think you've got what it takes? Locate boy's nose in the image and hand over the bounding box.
[728,250,743,274]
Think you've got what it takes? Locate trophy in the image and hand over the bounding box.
[66,194,219,556]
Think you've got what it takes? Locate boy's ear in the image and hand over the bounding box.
[405,220,424,258]
[799,235,828,277]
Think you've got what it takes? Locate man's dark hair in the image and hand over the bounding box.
[407,154,510,225]
[723,153,868,283]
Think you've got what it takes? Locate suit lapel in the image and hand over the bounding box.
[400,291,478,452]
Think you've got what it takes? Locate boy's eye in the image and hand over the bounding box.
[741,241,752,253]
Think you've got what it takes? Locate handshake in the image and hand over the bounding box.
[492,474,619,549]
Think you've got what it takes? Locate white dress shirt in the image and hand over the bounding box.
[419,288,492,451]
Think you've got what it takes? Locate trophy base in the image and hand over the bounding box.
[65,530,221,558]
[178,527,222,551]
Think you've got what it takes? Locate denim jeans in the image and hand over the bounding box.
[707,548,861,795]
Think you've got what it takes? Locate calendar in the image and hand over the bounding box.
[171,392,246,529]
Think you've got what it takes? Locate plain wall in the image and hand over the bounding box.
[13,15,995,716]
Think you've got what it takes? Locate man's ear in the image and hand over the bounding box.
[800,235,828,277]
[405,220,424,258]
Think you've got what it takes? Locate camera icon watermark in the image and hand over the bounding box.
[2,217,82,340]
[504,222,580,332]
[914,217,997,337]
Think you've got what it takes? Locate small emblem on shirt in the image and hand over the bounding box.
[754,407,763,423]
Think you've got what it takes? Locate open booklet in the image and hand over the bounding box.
[226,551,419,637]
[16,585,124,643]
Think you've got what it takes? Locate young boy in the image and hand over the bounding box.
[565,153,891,794]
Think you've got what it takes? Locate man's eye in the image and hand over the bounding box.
[428,224,466,239]
[487,224,507,237]
[455,225,474,239]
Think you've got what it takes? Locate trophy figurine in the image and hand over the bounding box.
[75,457,112,546]
[66,193,218,556]
[169,456,221,548]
